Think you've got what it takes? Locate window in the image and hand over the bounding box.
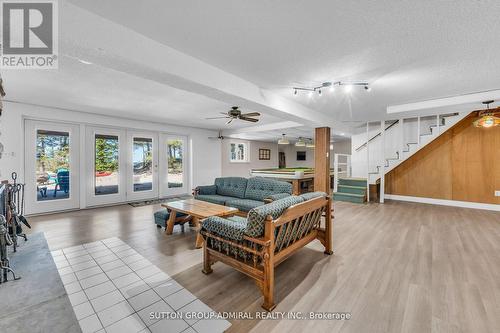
[230,142,248,162]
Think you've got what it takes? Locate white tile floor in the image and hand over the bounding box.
[51,237,231,333]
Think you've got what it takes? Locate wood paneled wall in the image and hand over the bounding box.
[385,112,500,204]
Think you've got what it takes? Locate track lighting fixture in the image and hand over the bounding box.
[292,81,370,96]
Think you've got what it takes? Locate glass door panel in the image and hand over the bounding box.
[127,132,158,201]
[95,134,119,196]
[159,135,188,197]
[36,130,70,201]
[86,127,126,206]
[25,120,80,214]
[133,137,153,192]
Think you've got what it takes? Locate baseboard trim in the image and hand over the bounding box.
[385,194,500,212]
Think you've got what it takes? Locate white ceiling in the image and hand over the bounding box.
[4,54,283,130]
[68,0,500,122]
[4,0,500,141]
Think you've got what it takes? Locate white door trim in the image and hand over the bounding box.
[24,119,80,215]
[159,134,189,197]
[85,126,127,207]
[126,131,159,201]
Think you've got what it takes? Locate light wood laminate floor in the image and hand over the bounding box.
[26,201,500,333]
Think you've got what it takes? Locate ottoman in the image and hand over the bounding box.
[154,209,189,232]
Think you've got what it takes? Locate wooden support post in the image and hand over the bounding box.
[314,127,331,194]
[315,127,334,254]
[366,122,370,202]
[380,121,385,203]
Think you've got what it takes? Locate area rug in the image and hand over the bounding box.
[0,232,80,333]
[128,196,192,207]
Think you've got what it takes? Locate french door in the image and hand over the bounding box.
[85,127,126,206]
[159,134,189,197]
[24,121,189,214]
[24,120,80,214]
[126,131,159,201]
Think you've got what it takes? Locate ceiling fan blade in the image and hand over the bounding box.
[239,117,259,123]
[206,116,230,120]
[240,112,260,117]
[226,118,234,124]
[220,112,229,115]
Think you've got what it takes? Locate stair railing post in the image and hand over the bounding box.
[400,118,404,160]
[417,116,421,145]
[333,153,338,193]
[347,155,352,178]
[380,120,385,203]
[436,114,440,135]
[366,122,370,202]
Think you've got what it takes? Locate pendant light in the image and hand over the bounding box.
[473,100,500,128]
[295,137,306,147]
[278,134,290,145]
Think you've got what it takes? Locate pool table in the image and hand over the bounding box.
[250,167,334,195]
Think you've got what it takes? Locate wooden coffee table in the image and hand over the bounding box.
[161,198,239,248]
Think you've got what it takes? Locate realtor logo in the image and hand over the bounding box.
[1,0,58,69]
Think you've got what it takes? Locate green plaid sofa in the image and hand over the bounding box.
[194,177,292,212]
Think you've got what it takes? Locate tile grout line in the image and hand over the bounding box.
[55,237,228,333]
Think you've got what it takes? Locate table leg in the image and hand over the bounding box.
[292,180,300,195]
[193,216,204,249]
[166,210,177,235]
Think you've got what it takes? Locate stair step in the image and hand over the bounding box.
[333,192,366,204]
[337,184,367,195]
[338,177,367,187]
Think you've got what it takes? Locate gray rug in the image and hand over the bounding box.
[0,232,81,333]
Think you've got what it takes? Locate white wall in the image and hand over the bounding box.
[221,139,278,177]
[0,101,222,205]
[277,139,351,168]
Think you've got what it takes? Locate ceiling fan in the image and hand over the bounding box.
[206,106,260,124]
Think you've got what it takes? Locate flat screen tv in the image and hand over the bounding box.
[296,151,306,161]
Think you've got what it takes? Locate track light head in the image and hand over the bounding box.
[318,89,322,96]
[364,85,371,92]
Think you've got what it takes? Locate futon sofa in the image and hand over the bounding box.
[194,177,292,212]
[199,191,333,311]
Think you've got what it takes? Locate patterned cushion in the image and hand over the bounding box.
[299,191,327,201]
[196,184,217,195]
[153,209,187,228]
[244,177,293,201]
[226,198,264,212]
[244,195,304,238]
[202,216,248,241]
[215,177,248,198]
[195,194,236,206]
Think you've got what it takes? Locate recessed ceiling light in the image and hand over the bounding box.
[78,59,92,65]
[344,85,353,93]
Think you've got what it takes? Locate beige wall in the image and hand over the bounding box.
[221,139,278,177]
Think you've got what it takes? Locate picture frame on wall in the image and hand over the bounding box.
[259,148,271,160]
